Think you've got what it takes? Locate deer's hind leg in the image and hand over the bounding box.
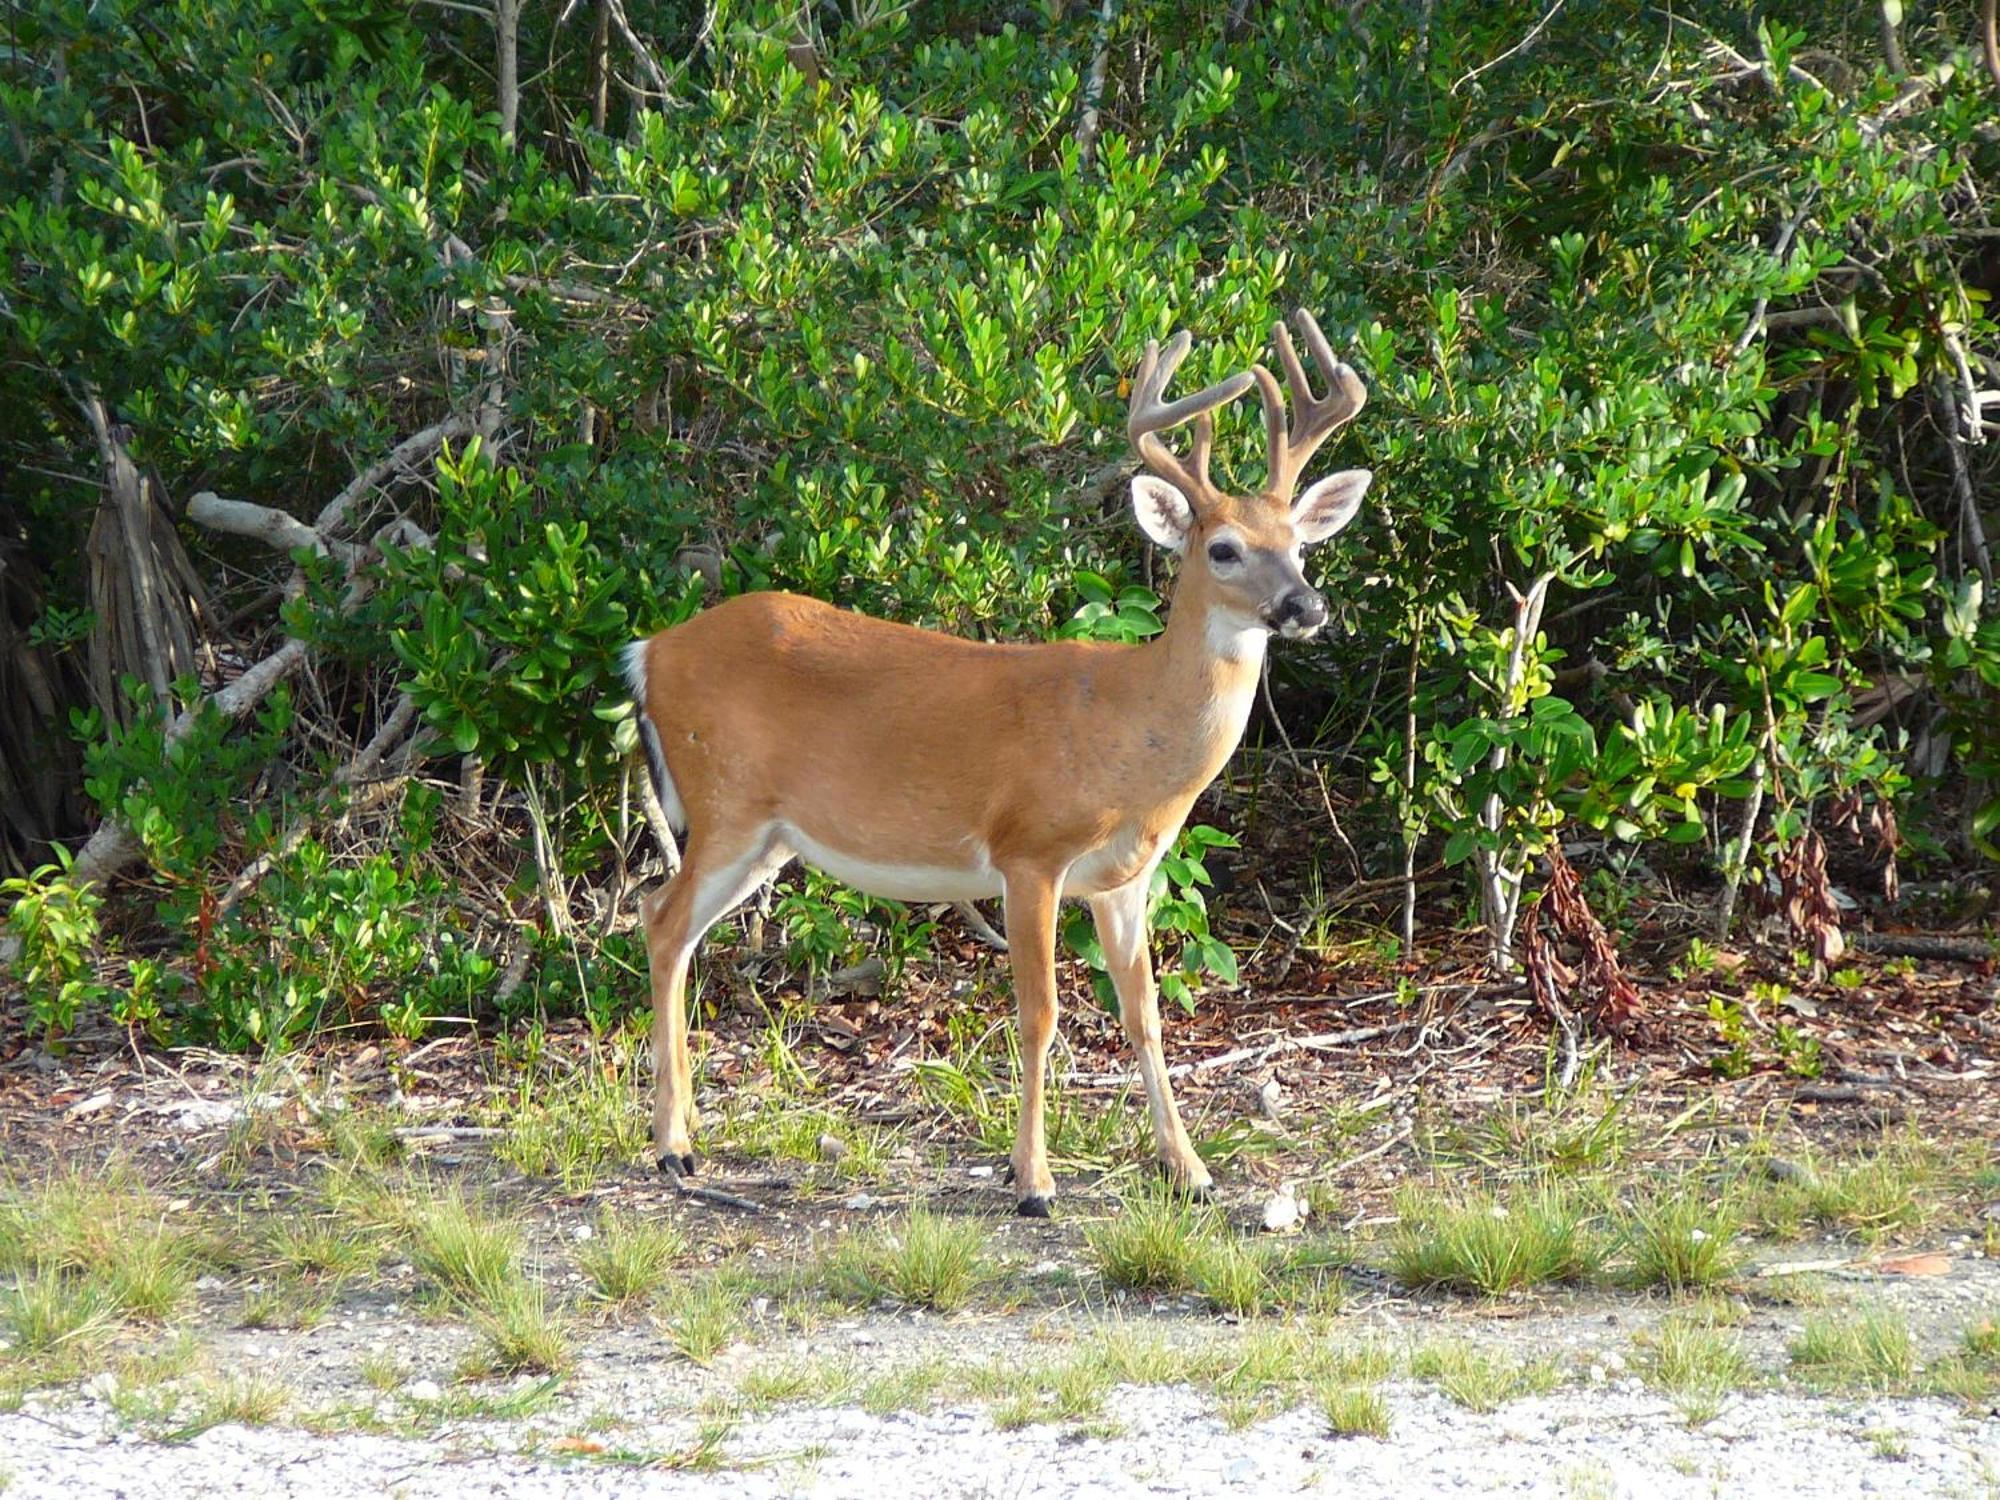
[641,824,790,1177]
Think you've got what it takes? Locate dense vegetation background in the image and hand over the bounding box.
[2,0,1997,1050]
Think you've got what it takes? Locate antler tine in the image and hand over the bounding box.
[1127,329,1254,508]
[1259,309,1368,503]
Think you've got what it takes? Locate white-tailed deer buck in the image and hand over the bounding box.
[625,312,1371,1215]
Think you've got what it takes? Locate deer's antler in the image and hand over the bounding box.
[1126,330,1255,511]
[1249,310,1368,504]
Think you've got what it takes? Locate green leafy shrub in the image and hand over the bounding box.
[3,2,1997,1049]
[1,851,107,1040]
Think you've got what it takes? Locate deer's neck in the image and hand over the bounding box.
[1127,570,1266,784]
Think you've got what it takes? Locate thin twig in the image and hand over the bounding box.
[1075,0,1117,170]
[1451,0,1565,95]
[670,1179,763,1213]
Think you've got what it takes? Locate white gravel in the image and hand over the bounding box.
[2,1382,1995,1499]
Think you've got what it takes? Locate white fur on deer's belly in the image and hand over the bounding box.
[779,823,1003,903]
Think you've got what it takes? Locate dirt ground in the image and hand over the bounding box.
[3,917,1999,1496]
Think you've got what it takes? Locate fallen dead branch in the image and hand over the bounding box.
[0,415,470,969]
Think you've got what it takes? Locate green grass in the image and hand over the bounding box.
[859,1358,961,1415]
[264,1214,382,1282]
[715,1096,899,1180]
[1922,1312,2000,1405]
[97,1231,195,1321]
[1963,1312,1999,1361]
[1789,1305,1918,1391]
[488,1043,651,1191]
[0,1170,196,1321]
[1191,1237,1275,1317]
[0,1262,115,1360]
[577,1212,685,1307]
[1318,1380,1391,1438]
[739,1357,855,1407]
[407,1187,523,1306]
[1410,1341,1562,1411]
[470,1277,574,1375]
[1636,1310,1754,1424]
[1085,1192,1225,1294]
[239,1278,335,1331]
[990,1355,1113,1430]
[657,1275,741,1365]
[1620,1185,1745,1292]
[357,1348,407,1393]
[169,1374,290,1439]
[1388,1182,1602,1295]
[1740,1138,1943,1243]
[826,1209,992,1312]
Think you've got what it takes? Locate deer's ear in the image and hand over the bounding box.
[1131,474,1196,552]
[1292,469,1371,545]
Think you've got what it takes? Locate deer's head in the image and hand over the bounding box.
[1126,312,1371,642]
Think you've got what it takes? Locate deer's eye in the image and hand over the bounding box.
[1207,540,1241,565]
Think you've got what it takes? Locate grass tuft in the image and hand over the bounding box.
[1636,1310,1753,1424]
[239,1278,335,1331]
[1085,1192,1222,1294]
[1389,1182,1601,1296]
[1789,1305,1918,1391]
[172,1374,290,1439]
[0,1171,195,1321]
[407,1186,522,1306]
[577,1213,685,1308]
[471,1277,574,1375]
[826,1208,991,1312]
[1318,1380,1391,1438]
[265,1214,382,1283]
[489,1044,651,1192]
[1410,1341,1561,1411]
[657,1275,741,1365]
[0,1262,116,1360]
[1620,1185,1745,1292]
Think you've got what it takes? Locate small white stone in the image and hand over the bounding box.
[83,1371,121,1401]
[968,1165,994,1179]
[1261,1188,1302,1234]
[571,1223,594,1242]
[1222,1456,1260,1485]
[843,1193,875,1210]
[403,1379,442,1403]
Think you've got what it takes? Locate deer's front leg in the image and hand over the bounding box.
[1001,870,1061,1217]
[1089,876,1212,1195]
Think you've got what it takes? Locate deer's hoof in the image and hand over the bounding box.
[1016,1194,1053,1220]
[657,1151,698,1180]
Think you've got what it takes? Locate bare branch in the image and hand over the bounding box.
[217,693,420,914]
[1076,0,1117,170]
[1986,0,2000,97]
[187,492,356,562]
[314,414,475,538]
[1452,0,1565,95]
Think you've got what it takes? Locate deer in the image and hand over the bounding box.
[624,311,1371,1216]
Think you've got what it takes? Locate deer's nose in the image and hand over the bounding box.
[1267,590,1328,638]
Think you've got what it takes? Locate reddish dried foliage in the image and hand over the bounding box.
[1522,848,1643,1035]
